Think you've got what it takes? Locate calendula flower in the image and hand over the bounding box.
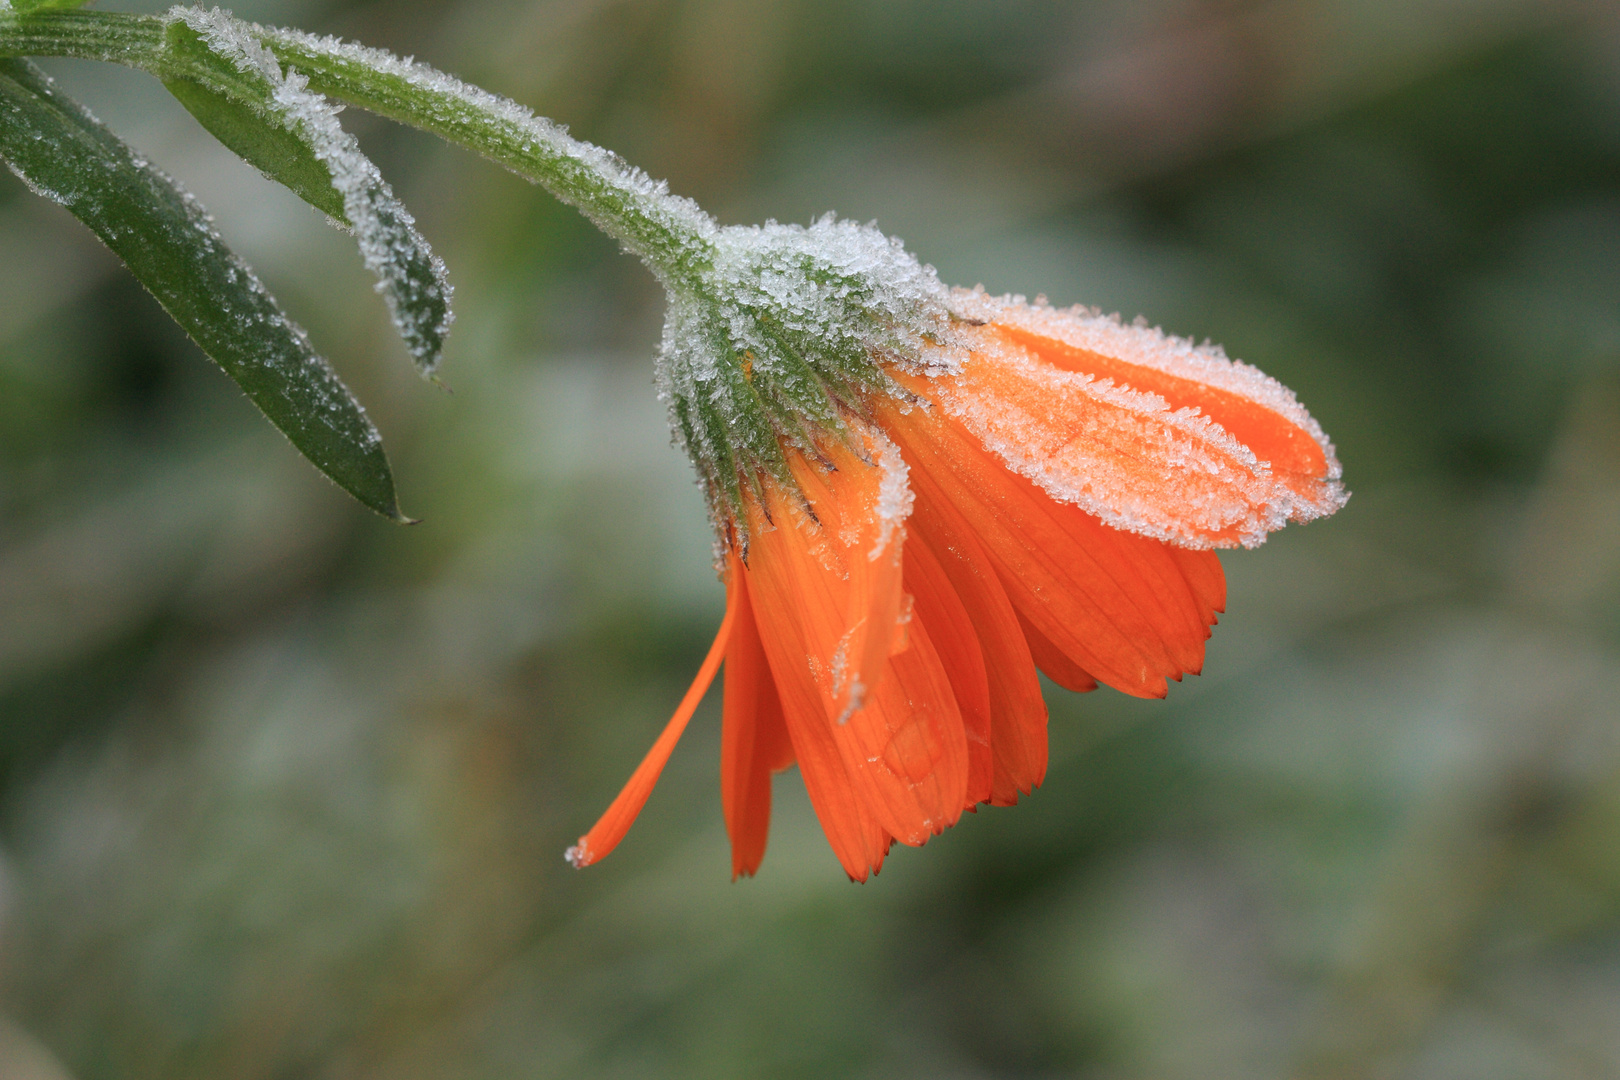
[566,217,1346,881]
[0,8,1339,881]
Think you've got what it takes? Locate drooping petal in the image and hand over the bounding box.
[780,430,911,723]
[904,475,1049,805]
[740,426,968,874]
[1169,545,1227,625]
[566,586,737,869]
[916,293,1347,549]
[903,535,993,809]
[720,549,794,880]
[1013,607,1099,694]
[883,402,1212,698]
[840,613,970,843]
[741,516,890,879]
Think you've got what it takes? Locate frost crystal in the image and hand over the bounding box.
[255,20,717,271]
[655,215,959,524]
[939,289,1349,548]
[154,5,1341,551]
[870,427,913,557]
[171,6,453,377]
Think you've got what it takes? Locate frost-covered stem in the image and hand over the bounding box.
[0,8,717,287]
[0,10,166,68]
[256,27,717,284]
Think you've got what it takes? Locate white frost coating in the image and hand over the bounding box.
[951,288,1344,481]
[654,215,958,520]
[869,426,913,560]
[245,15,717,258]
[934,290,1348,548]
[830,628,854,700]
[3,59,385,469]
[171,6,453,375]
[693,216,956,384]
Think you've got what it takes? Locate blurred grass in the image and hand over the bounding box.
[1,0,1618,1077]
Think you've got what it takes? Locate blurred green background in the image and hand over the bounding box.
[3,0,1619,1076]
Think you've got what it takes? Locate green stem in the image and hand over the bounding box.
[0,10,164,66]
[0,7,716,287]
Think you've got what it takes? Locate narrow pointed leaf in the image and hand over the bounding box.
[0,57,407,520]
[8,0,96,13]
[161,10,453,379]
[163,22,348,223]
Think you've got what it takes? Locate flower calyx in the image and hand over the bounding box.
[654,214,965,543]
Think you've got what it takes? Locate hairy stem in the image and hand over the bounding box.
[0,7,715,286]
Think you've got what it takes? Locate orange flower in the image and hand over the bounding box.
[566,287,1345,881]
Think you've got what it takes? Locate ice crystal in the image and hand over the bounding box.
[171,6,453,377]
[563,840,591,868]
[940,289,1348,548]
[655,215,960,524]
[870,427,913,557]
[151,6,1342,550]
[253,19,716,270]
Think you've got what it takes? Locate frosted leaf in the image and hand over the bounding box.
[170,6,453,378]
[251,17,717,269]
[0,55,403,518]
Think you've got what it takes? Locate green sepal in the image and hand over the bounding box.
[161,21,348,223]
[0,57,409,521]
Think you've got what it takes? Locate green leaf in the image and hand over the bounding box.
[8,0,96,13]
[162,22,348,223]
[0,57,409,521]
[159,11,453,380]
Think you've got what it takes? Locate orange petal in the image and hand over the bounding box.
[778,430,910,722]
[1013,607,1098,693]
[994,323,1327,487]
[742,428,967,870]
[738,442,903,881]
[1169,546,1227,625]
[883,403,1208,698]
[720,549,794,880]
[910,294,1346,549]
[903,529,992,808]
[744,544,890,880]
[1040,495,1214,677]
[836,612,970,844]
[565,586,737,869]
[905,470,1048,804]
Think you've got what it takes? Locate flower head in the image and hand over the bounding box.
[568,219,1345,881]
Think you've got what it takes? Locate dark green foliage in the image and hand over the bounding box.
[161,22,349,224]
[0,56,404,519]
